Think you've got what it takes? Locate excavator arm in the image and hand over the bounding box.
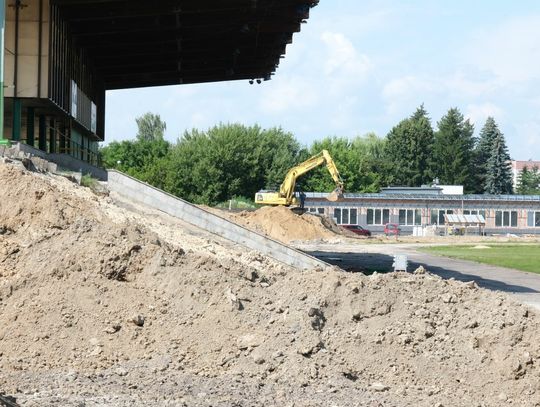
[255,149,344,206]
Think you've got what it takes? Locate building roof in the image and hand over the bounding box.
[444,214,486,225]
[53,0,319,90]
[305,192,540,202]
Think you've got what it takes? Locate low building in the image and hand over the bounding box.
[304,192,540,235]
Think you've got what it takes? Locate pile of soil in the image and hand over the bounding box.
[224,206,347,243]
[1,162,540,406]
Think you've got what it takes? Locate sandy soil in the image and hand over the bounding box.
[2,162,540,406]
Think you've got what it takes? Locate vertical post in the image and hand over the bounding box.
[12,98,21,140]
[0,0,7,145]
[26,107,35,146]
[49,118,55,153]
[38,115,46,151]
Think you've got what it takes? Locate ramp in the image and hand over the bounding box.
[107,170,328,270]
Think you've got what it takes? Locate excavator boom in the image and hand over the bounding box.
[255,149,344,206]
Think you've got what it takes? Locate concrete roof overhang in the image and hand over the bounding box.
[52,0,319,90]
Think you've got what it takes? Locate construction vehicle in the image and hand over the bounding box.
[254,149,344,207]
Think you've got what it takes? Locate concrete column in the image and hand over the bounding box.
[26,106,35,146]
[12,98,21,141]
[49,118,56,153]
[38,115,46,151]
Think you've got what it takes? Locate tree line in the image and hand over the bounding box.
[101,108,536,206]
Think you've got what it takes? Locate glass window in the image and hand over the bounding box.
[317,208,325,215]
[439,210,445,225]
[415,209,421,225]
[480,210,486,219]
[367,209,374,225]
[511,211,518,227]
[383,209,390,224]
[334,208,341,225]
[375,209,382,225]
[528,211,534,227]
[406,210,412,225]
[536,212,540,227]
[350,209,358,225]
[503,212,510,226]
[399,210,406,225]
[342,208,349,224]
[309,208,316,213]
[431,210,438,225]
[463,210,470,215]
[495,211,502,227]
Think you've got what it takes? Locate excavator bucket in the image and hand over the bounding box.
[327,188,344,202]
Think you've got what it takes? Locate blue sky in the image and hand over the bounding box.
[105,0,540,160]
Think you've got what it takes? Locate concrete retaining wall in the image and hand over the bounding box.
[11,142,107,180]
[107,170,328,270]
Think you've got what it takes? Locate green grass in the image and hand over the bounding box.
[420,244,540,273]
[81,173,99,190]
[215,196,258,210]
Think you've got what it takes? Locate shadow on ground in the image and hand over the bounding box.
[306,251,538,295]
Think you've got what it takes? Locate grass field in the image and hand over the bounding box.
[420,244,540,273]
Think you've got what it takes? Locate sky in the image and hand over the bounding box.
[105,0,540,160]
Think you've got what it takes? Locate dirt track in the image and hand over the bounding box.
[2,162,540,406]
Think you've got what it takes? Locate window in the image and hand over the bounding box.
[367,209,390,225]
[334,208,341,224]
[463,210,486,219]
[495,210,518,227]
[532,211,540,227]
[309,207,325,215]
[431,209,454,225]
[334,208,357,225]
[399,209,421,226]
[350,209,357,225]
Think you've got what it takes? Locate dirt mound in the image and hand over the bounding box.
[2,162,540,406]
[225,206,342,243]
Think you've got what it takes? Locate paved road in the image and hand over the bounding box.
[296,242,540,310]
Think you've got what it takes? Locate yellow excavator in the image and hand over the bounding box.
[254,149,345,207]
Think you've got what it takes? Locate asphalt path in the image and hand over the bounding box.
[296,241,540,310]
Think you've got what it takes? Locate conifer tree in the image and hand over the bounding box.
[384,105,434,186]
[473,117,501,193]
[485,132,513,194]
[432,108,475,192]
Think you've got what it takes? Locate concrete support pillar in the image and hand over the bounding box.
[12,99,21,141]
[38,115,46,151]
[26,106,35,146]
[49,119,56,153]
[59,123,66,153]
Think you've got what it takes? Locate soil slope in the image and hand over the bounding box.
[1,162,540,406]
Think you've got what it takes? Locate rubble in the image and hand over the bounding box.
[1,161,540,406]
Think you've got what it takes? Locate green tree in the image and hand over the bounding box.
[136,112,167,141]
[384,105,434,186]
[432,108,475,192]
[473,117,501,193]
[485,132,513,194]
[516,165,540,195]
[300,134,387,194]
[163,124,301,205]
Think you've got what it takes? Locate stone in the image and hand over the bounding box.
[414,266,427,275]
[130,315,145,327]
[371,382,389,392]
[237,334,263,350]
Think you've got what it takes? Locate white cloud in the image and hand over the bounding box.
[321,31,372,78]
[465,103,504,126]
[467,15,540,83]
[514,121,540,159]
[258,76,319,114]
